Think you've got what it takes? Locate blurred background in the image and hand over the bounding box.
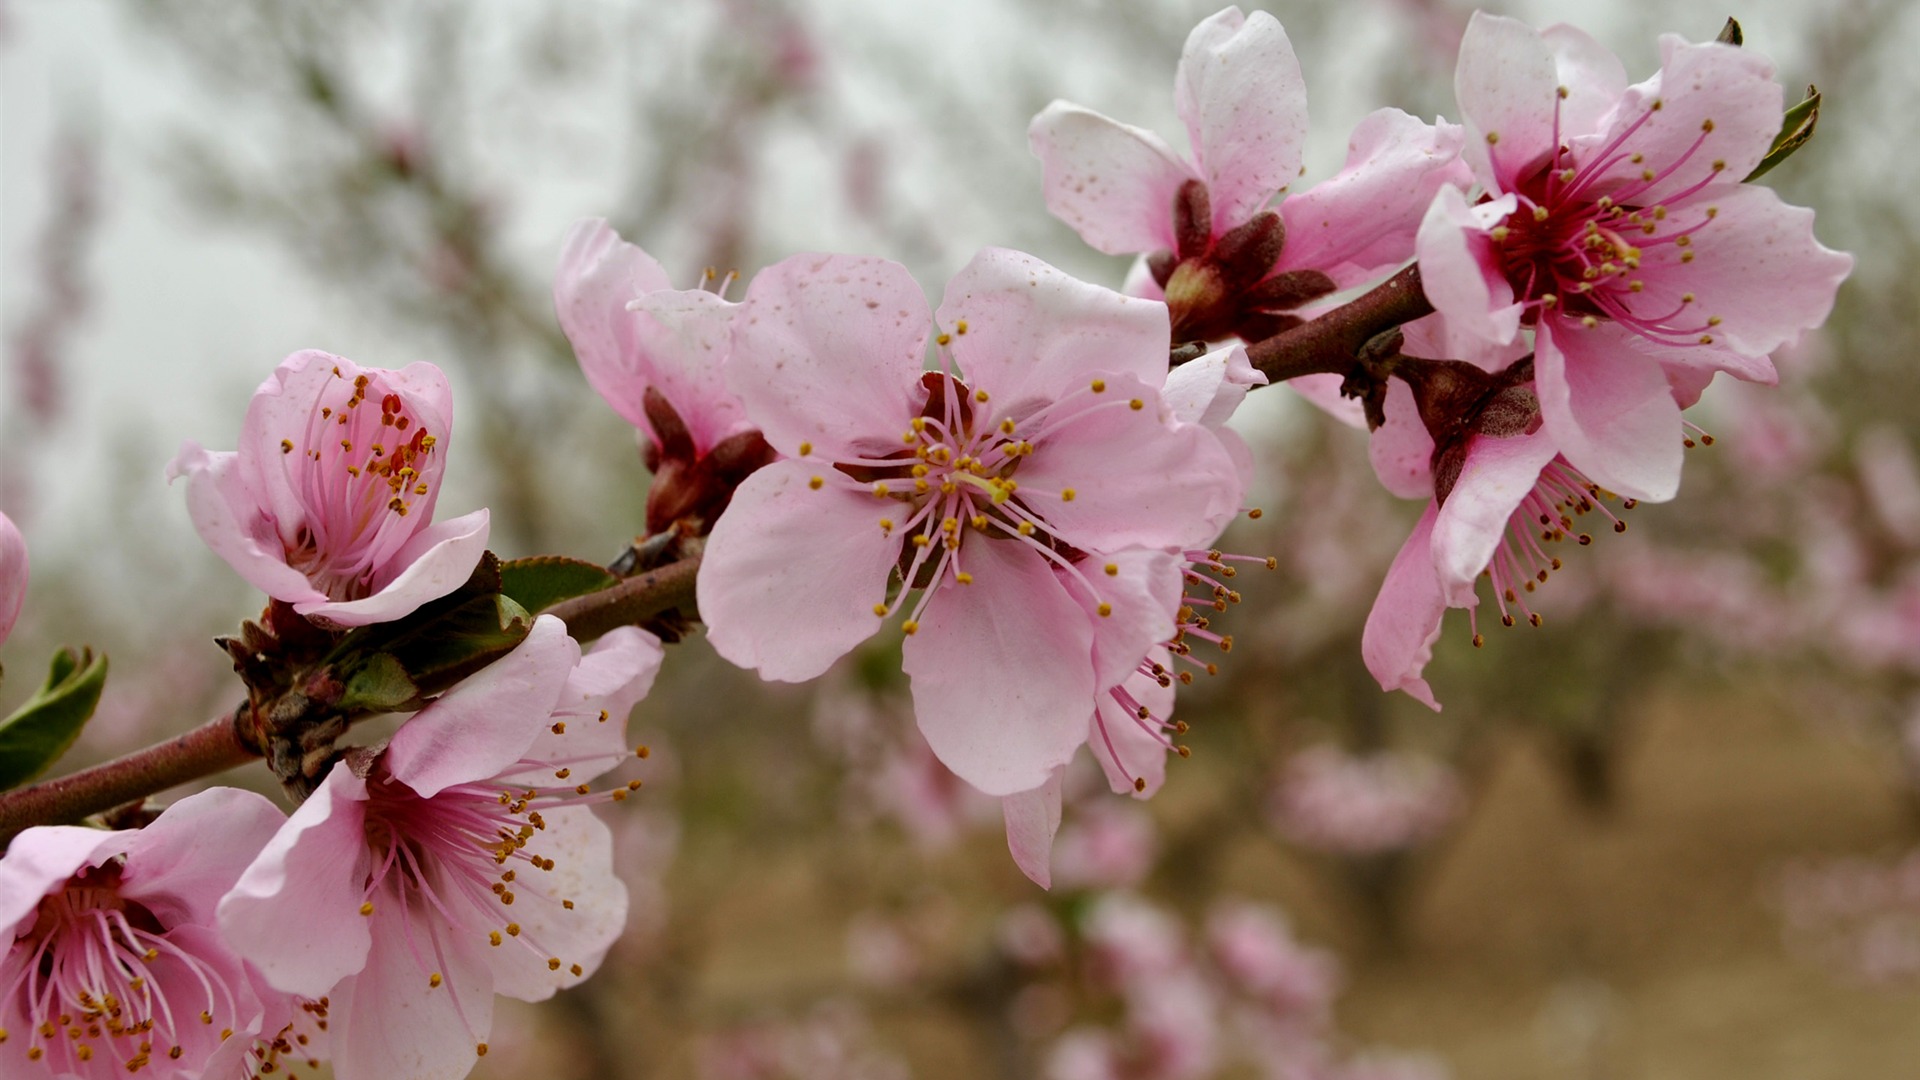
[4,0,1918,1076]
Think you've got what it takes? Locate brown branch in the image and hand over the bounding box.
[1245,264,1434,384]
[547,553,702,643]
[0,707,255,841]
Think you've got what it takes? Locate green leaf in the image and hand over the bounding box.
[378,594,535,697]
[337,652,420,714]
[500,556,619,614]
[1746,86,1820,181]
[0,648,109,791]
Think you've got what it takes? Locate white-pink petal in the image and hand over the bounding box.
[328,904,493,1080]
[1089,654,1178,799]
[1061,548,1182,691]
[168,443,329,608]
[726,253,928,459]
[481,807,626,1001]
[297,507,491,629]
[1430,431,1561,605]
[1367,380,1436,501]
[1536,321,1683,502]
[1028,101,1196,256]
[555,217,675,439]
[1361,504,1446,711]
[1415,186,1523,346]
[1454,11,1561,189]
[1162,344,1266,428]
[114,786,286,929]
[937,247,1172,413]
[1174,7,1308,232]
[698,460,901,681]
[904,539,1095,797]
[1002,769,1065,889]
[0,511,27,647]
[385,614,580,798]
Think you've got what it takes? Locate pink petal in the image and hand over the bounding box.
[623,288,756,454]
[218,765,375,998]
[1089,652,1178,798]
[505,626,663,784]
[1398,309,1531,373]
[726,253,927,459]
[329,904,493,1080]
[1028,101,1196,256]
[115,787,286,929]
[1163,345,1266,427]
[1002,769,1065,889]
[1536,319,1683,502]
[1174,8,1307,231]
[554,217,675,440]
[698,460,900,681]
[167,442,327,607]
[1430,430,1560,604]
[1287,373,1367,430]
[0,511,27,646]
[481,807,626,1001]
[298,507,491,629]
[1276,109,1472,287]
[385,614,580,798]
[1577,36,1781,207]
[1540,24,1628,136]
[1017,376,1243,552]
[904,539,1095,797]
[937,247,1171,413]
[1454,12,1560,189]
[1367,380,1436,500]
[1632,184,1851,362]
[1361,504,1445,711]
[1415,186,1523,345]
[0,825,117,938]
[1060,548,1182,691]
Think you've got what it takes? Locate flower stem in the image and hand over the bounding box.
[0,707,254,841]
[1244,264,1434,384]
[546,552,701,643]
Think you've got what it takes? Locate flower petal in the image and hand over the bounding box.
[1174,8,1307,231]
[1431,430,1561,604]
[1275,109,1472,287]
[1361,504,1446,711]
[1541,23,1628,136]
[698,460,900,681]
[1414,186,1523,346]
[1028,101,1196,256]
[385,614,580,798]
[167,442,328,607]
[1536,320,1683,501]
[1059,548,1182,691]
[1017,376,1244,552]
[218,764,375,998]
[504,626,664,783]
[555,217,676,439]
[938,247,1171,413]
[727,253,927,459]
[0,512,24,646]
[1089,652,1178,799]
[1367,380,1436,500]
[1162,344,1266,428]
[0,825,117,938]
[1002,769,1065,889]
[1455,11,1561,189]
[1286,372,1367,430]
[904,538,1095,797]
[115,787,287,929]
[623,287,756,454]
[482,807,626,1002]
[298,508,491,629]
[329,903,493,1080]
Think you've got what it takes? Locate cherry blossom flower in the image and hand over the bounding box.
[1269,746,1463,856]
[217,616,661,1080]
[1418,12,1852,500]
[1030,7,1469,342]
[0,787,287,1078]
[0,511,25,646]
[555,220,775,533]
[168,350,489,629]
[699,248,1243,799]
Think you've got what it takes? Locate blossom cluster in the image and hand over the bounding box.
[0,4,1854,1078]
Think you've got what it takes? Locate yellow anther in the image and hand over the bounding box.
[1681,250,1696,263]
[1582,316,1599,328]
[477,1043,489,1057]
[873,603,889,617]
[1490,226,1509,243]
[1706,206,1718,219]
[1090,378,1106,393]
[798,441,813,456]
[809,476,824,490]
[956,319,969,334]
[1699,334,1714,344]
[1533,206,1550,222]
[547,958,562,971]
[359,902,374,916]
[1128,399,1143,411]
[999,418,1016,435]
[1061,488,1076,502]
[1711,159,1726,172]
[974,389,989,403]
[280,439,294,453]
[1017,521,1036,536]
[506,923,521,937]
[1097,602,1113,617]
[936,332,951,345]
[1485,131,1500,145]
[1681,292,1695,303]
[941,517,959,533]
[872,482,889,497]
[970,514,988,530]
[879,518,894,532]
[1702,118,1715,133]
[1556,86,1569,99]
[956,571,974,584]
[902,620,919,635]
[1707,315,1722,326]
[1104,562,1119,576]
[429,973,443,988]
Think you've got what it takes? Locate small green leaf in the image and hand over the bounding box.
[1746,86,1820,181]
[338,652,420,714]
[500,556,619,615]
[379,594,535,697]
[0,648,109,791]
[1716,18,1743,46]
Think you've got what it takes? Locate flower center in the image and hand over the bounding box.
[1487,91,1729,348]
[282,366,441,599]
[5,864,241,1073]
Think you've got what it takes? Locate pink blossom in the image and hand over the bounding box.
[168,350,489,629]
[1030,7,1468,340]
[1205,902,1341,1021]
[217,616,661,1080]
[1050,802,1159,892]
[556,220,777,534]
[699,248,1242,799]
[0,788,288,1078]
[1419,13,1851,500]
[1270,747,1462,857]
[0,510,25,645]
